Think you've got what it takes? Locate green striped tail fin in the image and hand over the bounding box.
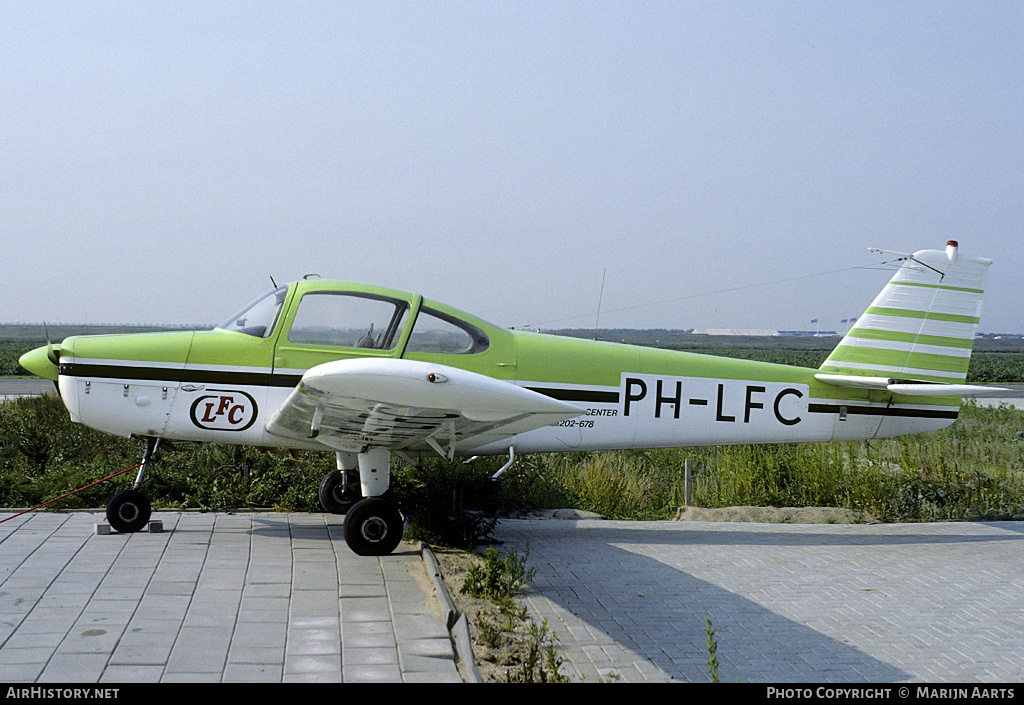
[820,241,991,384]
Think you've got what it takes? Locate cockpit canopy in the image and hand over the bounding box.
[216,283,489,355]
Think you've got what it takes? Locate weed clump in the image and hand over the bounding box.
[460,544,569,683]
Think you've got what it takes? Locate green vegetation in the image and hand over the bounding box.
[3,394,1022,534]
[463,544,537,606]
[461,544,569,683]
[393,458,505,549]
[502,618,570,683]
[0,394,330,512]
[513,400,1024,523]
[1,339,45,376]
[704,616,720,684]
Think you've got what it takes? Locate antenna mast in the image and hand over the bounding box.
[593,268,607,340]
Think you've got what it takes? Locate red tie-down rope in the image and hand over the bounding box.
[0,462,144,524]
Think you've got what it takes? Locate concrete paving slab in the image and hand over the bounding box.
[0,511,462,683]
[492,518,1024,683]
[8,507,1024,685]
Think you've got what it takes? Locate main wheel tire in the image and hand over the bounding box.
[318,470,362,515]
[106,489,152,533]
[343,497,404,556]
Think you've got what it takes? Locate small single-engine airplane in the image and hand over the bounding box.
[20,241,999,554]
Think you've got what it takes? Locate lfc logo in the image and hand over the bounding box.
[189,390,258,431]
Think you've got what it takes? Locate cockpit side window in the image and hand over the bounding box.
[217,286,288,338]
[287,292,410,350]
[406,307,489,355]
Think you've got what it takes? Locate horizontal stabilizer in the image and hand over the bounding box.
[814,373,1007,397]
[886,383,1009,397]
[813,374,892,390]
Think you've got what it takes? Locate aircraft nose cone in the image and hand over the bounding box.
[19,345,59,381]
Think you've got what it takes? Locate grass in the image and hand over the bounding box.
[462,544,536,604]
[2,394,1023,536]
[461,544,570,683]
[491,401,1024,524]
[704,616,720,684]
[0,394,330,512]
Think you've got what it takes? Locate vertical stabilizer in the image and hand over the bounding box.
[820,242,991,384]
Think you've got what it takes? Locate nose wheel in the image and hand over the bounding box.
[106,488,152,533]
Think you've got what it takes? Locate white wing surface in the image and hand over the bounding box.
[265,358,583,458]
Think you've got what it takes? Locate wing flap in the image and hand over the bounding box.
[265,358,583,455]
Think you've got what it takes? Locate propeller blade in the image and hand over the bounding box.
[43,321,59,365]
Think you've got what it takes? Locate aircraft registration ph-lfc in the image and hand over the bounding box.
[19,241,1003,555]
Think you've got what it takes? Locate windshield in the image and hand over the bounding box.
[216,285,288,338]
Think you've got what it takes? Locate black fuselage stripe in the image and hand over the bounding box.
[526,387,620,403]
[59,363,302,388]
[808,403,958,420]
[60,364,621,403]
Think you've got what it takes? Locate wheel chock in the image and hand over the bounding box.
[93,520,163,534]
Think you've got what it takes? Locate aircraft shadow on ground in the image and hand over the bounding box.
[491,520,1024,683]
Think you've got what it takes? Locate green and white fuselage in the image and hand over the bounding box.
[19,241,996,553]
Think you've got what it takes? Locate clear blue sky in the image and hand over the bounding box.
[3,1,1021,332]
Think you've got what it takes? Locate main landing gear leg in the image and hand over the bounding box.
[343,448,404,556]
[106,437,157,533]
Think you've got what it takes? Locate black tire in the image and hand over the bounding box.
[318,470,361,515]
[107,489,152,533]
[343,497,404,556]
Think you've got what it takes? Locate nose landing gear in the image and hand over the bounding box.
[105,437,158,534]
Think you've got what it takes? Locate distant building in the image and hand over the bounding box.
[690,329,780,337]
[779,330,840,337]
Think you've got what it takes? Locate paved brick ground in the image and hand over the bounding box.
[494,518,1024,683]
[0,511,461,683]
[6,510,1024,685]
